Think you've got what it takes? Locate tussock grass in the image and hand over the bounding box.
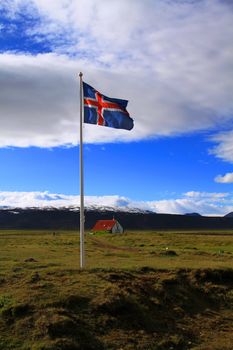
[0,230,233,349]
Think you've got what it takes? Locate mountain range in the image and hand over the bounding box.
[0,206,233,230]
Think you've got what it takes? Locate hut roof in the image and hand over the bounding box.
[92,219,116,231]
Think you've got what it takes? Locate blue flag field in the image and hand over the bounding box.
[83,82,134,130]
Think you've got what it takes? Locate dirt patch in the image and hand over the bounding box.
[24,258,38,263]
[160,249,178,256]
[89,236,139,252]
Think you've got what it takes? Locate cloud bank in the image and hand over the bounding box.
[215,172,233,183]
[0,190,232,216]
[0,0,232,148]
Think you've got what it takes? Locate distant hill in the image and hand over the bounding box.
[0,207,233,230]
[225,212,233,218]
[185,212,202,217]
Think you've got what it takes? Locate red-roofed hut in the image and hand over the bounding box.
[92,219,123,234]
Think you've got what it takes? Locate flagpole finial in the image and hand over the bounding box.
[79,72,83,77]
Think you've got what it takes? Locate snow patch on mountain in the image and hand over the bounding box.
[0,191,233,216]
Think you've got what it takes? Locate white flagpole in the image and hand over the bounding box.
[79,72,85,269]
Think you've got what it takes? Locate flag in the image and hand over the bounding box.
[83,82,134,130]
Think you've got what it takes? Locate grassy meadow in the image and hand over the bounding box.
[1,229,233,272]
[0,230,233,349]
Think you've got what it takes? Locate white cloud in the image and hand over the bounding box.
[0,1,232,147]
[210,131,233,163]
[184,191,228,199]
[0,191,77,208]
[0,53,78,147]
[149,191,233,216]
[0,190,233,216]
[215,172,233,183]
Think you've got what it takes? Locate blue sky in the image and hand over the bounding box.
[0,0,233,215]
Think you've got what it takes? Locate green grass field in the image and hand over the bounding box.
[0,230,233,349]
[0,229,233,272]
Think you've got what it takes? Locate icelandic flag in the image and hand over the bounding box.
[83,82,134,130]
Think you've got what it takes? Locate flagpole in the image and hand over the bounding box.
[79,72,85,269]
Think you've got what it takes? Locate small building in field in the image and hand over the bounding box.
[92,219,124,234]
